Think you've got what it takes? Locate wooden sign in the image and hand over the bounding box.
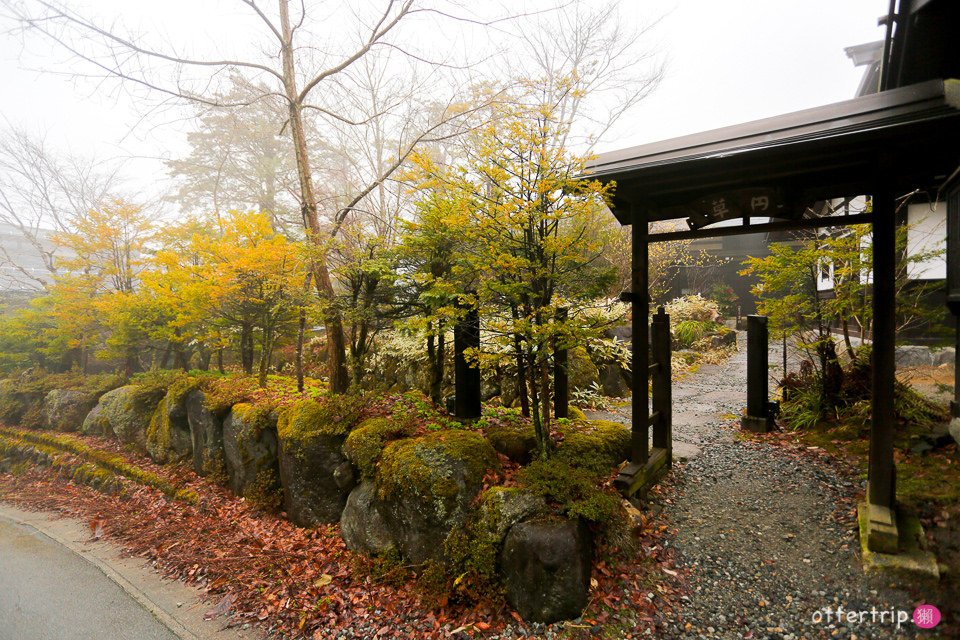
[686,188,786,229]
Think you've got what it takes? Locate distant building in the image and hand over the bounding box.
[0,222,73,313]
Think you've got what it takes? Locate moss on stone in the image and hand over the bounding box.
[567,406,588,422]
[485,421,537,463]
[343,417,413,479]
[555,419,630,474]
[518,458,621,525]
[376,430,498,506]
[276,395,365,460]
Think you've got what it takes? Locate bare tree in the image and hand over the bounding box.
[0,126,120,291]
[2,0,514,391]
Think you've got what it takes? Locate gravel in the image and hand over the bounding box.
[593,334,923,639]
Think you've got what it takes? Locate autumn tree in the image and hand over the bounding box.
[4,0,510,392]
[409,87,617,457]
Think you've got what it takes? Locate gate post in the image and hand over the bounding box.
[651,307,672,467]
[554,307,569,420]
[454,292,481,419]
[742,315,773,432]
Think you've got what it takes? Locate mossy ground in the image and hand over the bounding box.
[0,426,197,503]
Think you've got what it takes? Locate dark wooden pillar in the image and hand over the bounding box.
[554,307,568,420]
[742,315,772,432]
[616,213,671,498]
[454,292,481,419]
[856,177,903,556]
[946,177,960,416]
[651,307,672,465]
[631,217,650,465]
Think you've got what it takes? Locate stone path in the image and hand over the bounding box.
[591,334,926,639]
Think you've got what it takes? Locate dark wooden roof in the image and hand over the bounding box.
[588,79,960,224]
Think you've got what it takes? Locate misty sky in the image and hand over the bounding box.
[0,0,890,201]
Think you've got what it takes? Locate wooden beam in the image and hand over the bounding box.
[648,213,874,243]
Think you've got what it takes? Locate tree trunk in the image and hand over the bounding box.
[240,322,255,374]
[527,345,546,460]
[258,322,273,388]
[279,0,349,393]
[217,348,225,374]
[296,305,306,392]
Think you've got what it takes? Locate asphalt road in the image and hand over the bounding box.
[0,515,178,640]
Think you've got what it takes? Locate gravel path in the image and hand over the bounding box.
[591,334,924,640]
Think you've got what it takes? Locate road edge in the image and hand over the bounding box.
[0,502,201,640]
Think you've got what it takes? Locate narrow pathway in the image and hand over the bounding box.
[593,335,923,640]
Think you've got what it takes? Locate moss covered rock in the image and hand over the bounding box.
[344,417,414,479]
[276,398,361,526]
[555,419,630,474]
[146,380,196,464]
[475,486,547,543]
[500,518,593,623]
[375,430,498,564]
[43,389,96,431]
[485,421,537,464]
[185,389,224,478]
[340,480,396,555]
[80,385,165,451]
[222,403,280,502]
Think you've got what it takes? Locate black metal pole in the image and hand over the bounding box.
[869,183,896,511]
[454,292,482,420]
[554,307,569,420]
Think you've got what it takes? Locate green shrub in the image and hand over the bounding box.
[673,320,721,349]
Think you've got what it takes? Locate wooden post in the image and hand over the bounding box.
[863,179,899,553]
[454,292,481,419]
[554,307,569,420]
[616,213,669,498]
[651,307,672,466]
[631,218,650,465]
[742,315,772,432]
[946,176,960,417]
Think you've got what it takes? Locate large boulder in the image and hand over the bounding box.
[567,347,600,392]
[276,398,362,527]
[146,382,196,464]
[375,430,498,564]
[598,362,629,397]
[475,486,547,543]
[340,480,396,555]
[343,417,413,480]
[80,385,165,450]
[500,518,593,623]
[185,390,225,477]
[43,389,96,431]
[222,403,281,503]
